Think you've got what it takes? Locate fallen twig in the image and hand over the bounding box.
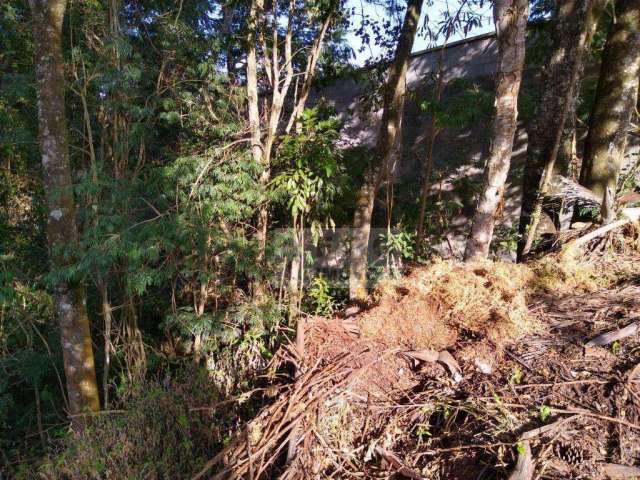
[585,322,638,347]
[550,408,640,432]
[508,440,535,480]
[563,208,640,254]
[513,379,607,389]
[520,415,581,440]
[601,463,640,479]
[375,447,425,480]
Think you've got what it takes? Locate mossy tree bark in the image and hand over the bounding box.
[29,0,100,416]
[580,0,640,224]
[348,0,423,301]
[463,0,529,262]
[516,0,598,260]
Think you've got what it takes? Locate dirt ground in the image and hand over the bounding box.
[194,251,640,480]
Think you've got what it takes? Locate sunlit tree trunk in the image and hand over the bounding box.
[556,0,603,178]
[97,278,112,408]
[348,0,423,300]
[517,0,599,259]
[246,0,335,297]
[463,0,529,262]
[29,0,100,416]
[580,0,640,224]
[284,5,335,134]
[246,0,267,296]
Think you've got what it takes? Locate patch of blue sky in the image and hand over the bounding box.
[344,0,495,65]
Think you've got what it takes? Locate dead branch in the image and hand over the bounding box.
[401,349,463,382]
[520,415,581,440]
[507,440,535,480]
[375,447,426,480]
[563,208,640,254]
[601,463,640,479]
[585,322,638,347]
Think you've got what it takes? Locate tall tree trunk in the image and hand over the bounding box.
[556,111,577,177]
[29,0,100,416]
[416,45,447,247]
[463,0,529,262]
[517,0,599,260]
[348,0,423,301]
[557,1,605,178]
[246,0,262,181]
[246,0,268,296]
[580,0,640,224]
[416,118,439,244]
[556,7,599,178]
[222,2,237,82]
[98,281,112,409]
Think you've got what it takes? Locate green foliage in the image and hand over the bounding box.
[40,370,253,480]
[509,366,523,385]
[419,79,494,130]
[538,404,551,423]
[578,205,600,222]
[611,340,621,356]
[306,274,337,316]
[492,225,521,256]
[271,106,345,241]
[164,298,284,358]
[380,229,415,260]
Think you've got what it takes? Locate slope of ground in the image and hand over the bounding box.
[194,243,640,480]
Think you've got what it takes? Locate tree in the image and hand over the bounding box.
[245,0,341,295]
[517,0,600,259]
[579,0,640,224]
[416,37,449,248]
[348,0,423,301]
[557,2,605,176]
[463,0,528,262]
[28,0,100,416]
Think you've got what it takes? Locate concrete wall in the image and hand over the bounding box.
[316,33,499,151]
[312,32,638,259]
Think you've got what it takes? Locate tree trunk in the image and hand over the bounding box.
[284,6,335,134]
[222,2,237,82]
[516,0,598,260]
[98,279,112,409]
[580,0,640,224]
[557,2,604,178]
[246,0,263,177]
[29,0,100,416]
[463,0,529,262]
[416,119,439,245]
[416,45,447,247]
[246,0,268,296]
[348,0,423,300]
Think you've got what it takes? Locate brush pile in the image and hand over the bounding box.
[194,255,640,480]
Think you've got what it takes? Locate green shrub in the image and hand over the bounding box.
[40,368,252,479]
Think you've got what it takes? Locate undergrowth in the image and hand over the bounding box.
[36,366,262,480]
[532,223,640,293]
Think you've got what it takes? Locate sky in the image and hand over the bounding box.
[344,0,495,65]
